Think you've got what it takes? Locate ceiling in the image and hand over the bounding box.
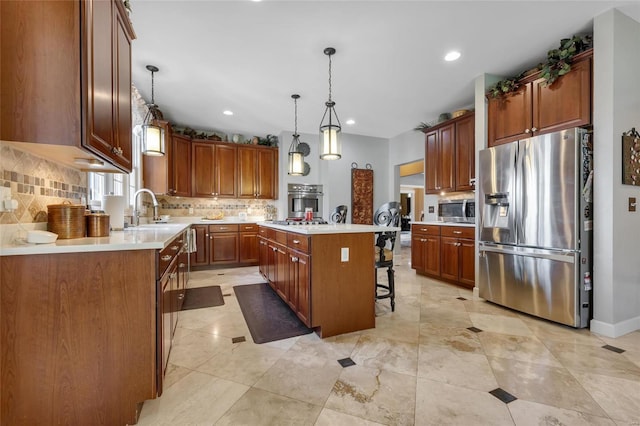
[130,1,640,140]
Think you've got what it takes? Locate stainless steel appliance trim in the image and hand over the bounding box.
[479,242,575,263]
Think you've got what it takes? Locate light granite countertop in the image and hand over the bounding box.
[412,221,476,228]
[258,222,401,235]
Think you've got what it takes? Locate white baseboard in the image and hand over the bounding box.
[590,315,640,338]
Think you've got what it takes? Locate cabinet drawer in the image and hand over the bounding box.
[259,226,275,239]
[239,223,258,233]
[275,230,288,245]
[287,233,309,253]
[440,226,475,239]
[209,224,239,233]
[412,224,441,236]
[158,235,183,279]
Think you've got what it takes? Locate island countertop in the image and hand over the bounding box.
[412,221,475,228]
[258,222,401,234]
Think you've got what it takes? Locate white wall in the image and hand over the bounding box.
[388,129,425,215]
[591,9,640,337]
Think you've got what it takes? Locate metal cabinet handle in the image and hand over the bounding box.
[420,228,427,232]
[531,127,537,132]
[179,263,185,268]
[272,247,277,252]
[161,255,172,261]
[525,128,530,133]
[219,227,228,230]
[210,235,213,240]
[171,245,179,251]
[292,239,300,244]
[205,233,209,237]
[453,231,462,234]
[244,226,253,230]
[177,294,184,300]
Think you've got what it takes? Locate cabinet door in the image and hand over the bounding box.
[258,237,269,279]
[294,251,311,327]
[411,234,426,271]
[257,149,277,199]
[113,6,132,171]
[172,134,192,197]
[425,130,439,194]
[190,225,209,266]
[424,236,441,276]
[458,238,476,288]
[533,58,591,135]
[237,146,257,198]
[177,251,188,311]
[488,83,533,147]
[215,144,237,197]
[239,232,259,264]
[275,244,288,301]
[191,142,215,197]
[210,232,239,264]
[85,0,115,159]
[266,242,277,290]
[439,124,455,193]
[455,114,475,191]
[440,237,459,281]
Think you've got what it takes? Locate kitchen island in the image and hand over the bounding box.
[258,223,399,338]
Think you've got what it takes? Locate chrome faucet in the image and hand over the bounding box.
[133,188,160,226]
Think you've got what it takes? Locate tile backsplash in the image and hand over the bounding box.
[0,142,87,224]
[156,196,276,219]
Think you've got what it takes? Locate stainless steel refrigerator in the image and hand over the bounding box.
[478,128,593,328]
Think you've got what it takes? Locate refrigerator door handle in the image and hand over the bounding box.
[479,243,575,263]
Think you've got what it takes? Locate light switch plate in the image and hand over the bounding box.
[630,197,637,212]
[341,247,349,262]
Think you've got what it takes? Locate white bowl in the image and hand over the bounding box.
[27,230,58,244]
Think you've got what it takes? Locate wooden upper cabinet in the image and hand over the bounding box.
[237,145,278,199]
[532,57,592,135]
[172,134,192,197]
[424,130,439,194]
[191,141,236,198]
[488,84,533,147]
[0,0,135,172]
[424,120,463,195]
[488,50,592,147]
[455,114,475,191]
[143,125,192,196]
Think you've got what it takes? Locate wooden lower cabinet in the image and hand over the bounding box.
[1,250,157,426]
[411,224,475,288]
[191,223,259,268]
[258,227,375,337]
[289,249,311,326]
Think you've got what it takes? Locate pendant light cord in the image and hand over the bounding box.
[150,69,155,106]
[294,96,298,134]
[327,53,332,103]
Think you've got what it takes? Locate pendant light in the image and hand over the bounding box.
[141,65,165,156]
[288,94,304,175]
[319,47,342,160]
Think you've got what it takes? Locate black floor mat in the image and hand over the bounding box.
[181,285,224,310]
[233,283,313,344]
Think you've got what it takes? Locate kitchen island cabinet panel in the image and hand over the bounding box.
[1,250,156,426]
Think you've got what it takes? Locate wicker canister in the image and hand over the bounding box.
[86,213,110,237]
[47,203,87,239]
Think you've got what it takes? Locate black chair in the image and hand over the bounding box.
[373,201,401,311]
[329,205,348,224]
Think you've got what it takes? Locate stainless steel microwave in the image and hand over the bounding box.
[438,198,475,223]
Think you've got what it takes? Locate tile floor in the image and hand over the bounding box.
[136,248,640,426]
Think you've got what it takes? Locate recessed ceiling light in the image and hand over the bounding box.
[444,51,461,61]
[346,119,355,125]
[223,110,234,116]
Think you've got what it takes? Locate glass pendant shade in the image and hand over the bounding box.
[319,102,341,160]
[288,94,305,175]
[141,122,165,156]
[141,64,165,156]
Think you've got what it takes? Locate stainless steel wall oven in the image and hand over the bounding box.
[287,184,324,219]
